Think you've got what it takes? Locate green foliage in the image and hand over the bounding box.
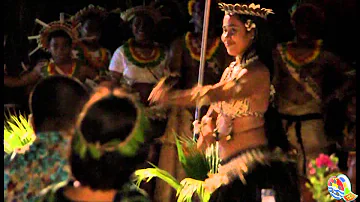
[72,106,150,160]
[177,178,211,202]
[205,142,220,175]
[133,132,219,202]
[133,162,181,191]
[174,133,210,180]
[133,164,211,202]
[4,112,35,159]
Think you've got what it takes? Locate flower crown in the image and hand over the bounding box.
[218,3,274,19]
[70,4,108,25]
[120,5,163,24]
[28,13,80,56]
[72,89,151,160]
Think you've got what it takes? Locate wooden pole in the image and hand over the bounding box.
[194,0,211,141]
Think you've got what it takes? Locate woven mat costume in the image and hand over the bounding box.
[134,2,301,202]
[203,4,301,201]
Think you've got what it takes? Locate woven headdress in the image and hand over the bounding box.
[72,88,150,159]
[120,5,164,24]
[188,0,221,16]
[28,13,80,56]
[218,2,274,19]
[188,0,196,16]
[70,4,108,25]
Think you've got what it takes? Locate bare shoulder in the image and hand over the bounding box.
[246,60,270,77]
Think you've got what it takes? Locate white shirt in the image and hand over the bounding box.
[109,45,169,85]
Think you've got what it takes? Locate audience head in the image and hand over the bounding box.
[29,75,89,133]
[70,85,151,190]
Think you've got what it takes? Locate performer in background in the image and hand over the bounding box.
[272,3,355,175]
[109,5,170,106]
[71,5,112,80]
[149,2,300,201]
[109,5,172,199]
[4,15,97,89]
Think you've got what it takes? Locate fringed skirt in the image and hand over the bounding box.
[208,146,301,202]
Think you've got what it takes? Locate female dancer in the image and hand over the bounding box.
[149,2,300,201]
[153,1,232,200]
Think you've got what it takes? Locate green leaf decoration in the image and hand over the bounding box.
[174,132,187,165]
[177,178,211,202]
[133,133,220,202]
[72,97,150,160]
[102,139,122,147]
[174,133,210,180]
[117,140,138,157]
[88,144,101,160]
[72,133,83,155]
[309,176,316,185]
[133,162,181,190]
[4,113,35,157]
[133,163,212,202]
[206,142,220,175]
[79,143,87,159]
[117,108,149,157]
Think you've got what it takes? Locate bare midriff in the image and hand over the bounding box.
[218,116,267,160]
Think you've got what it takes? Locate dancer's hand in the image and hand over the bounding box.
[193,115,213,134]
[33,60,48,74]
[148,78,171,105]
[196,116,215,150]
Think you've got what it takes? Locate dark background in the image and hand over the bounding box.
[3,0,357,114]
[4,0,357,63]
[3,0,357,74]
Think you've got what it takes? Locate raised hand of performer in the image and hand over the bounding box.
[33,60,48,74]
[148,77,172,105]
